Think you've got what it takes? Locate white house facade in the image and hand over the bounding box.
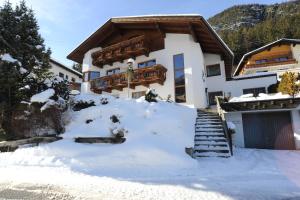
[49,58,82,84]
[68,15,277,109]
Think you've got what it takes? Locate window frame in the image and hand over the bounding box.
[83,71,100,82]
[106,68,120,76]
[138,59,156,68]
[206,64,221,77]
[59,72,64,78]
[173,54,186,103]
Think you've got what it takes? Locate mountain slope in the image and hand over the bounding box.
[208,0,300,66]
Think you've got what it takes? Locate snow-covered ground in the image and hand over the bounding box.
[0,94,300,199]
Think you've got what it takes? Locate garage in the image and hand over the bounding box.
[242,112,296,150]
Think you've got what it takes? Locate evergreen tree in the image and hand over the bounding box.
[0,1,52,136]
[72,63,82,73]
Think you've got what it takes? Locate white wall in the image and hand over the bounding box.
[224,112,245,147]
[204,53,278,98]
[291,44,300,63]
[49,62,82,83]
[291,108,300,149]
[81,33,208,107]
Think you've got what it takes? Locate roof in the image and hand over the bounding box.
[220,97,300,112]
[67,14,234,78]
[234,38,300,76]
[50,58,82,77]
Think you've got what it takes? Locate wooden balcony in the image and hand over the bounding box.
[245,59,298,69]
[90,64,167,94]
[92,35,150,67]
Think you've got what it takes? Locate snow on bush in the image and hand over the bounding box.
[0,53,19,63]
[227,121,236,130]
[30,89,55,103]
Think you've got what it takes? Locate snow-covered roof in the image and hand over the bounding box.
[234,38,300,76]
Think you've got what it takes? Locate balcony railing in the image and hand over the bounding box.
[245,59,298,69]
[90,64,167,94]
[92,35,150,67]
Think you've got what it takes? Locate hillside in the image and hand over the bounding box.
[208,0,300,66]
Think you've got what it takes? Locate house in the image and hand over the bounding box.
[49,58,82,91]
[67,15,277,108]
[67,15,300,154]
[234,38,300,79]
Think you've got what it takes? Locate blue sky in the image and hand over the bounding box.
[7,0,285,67]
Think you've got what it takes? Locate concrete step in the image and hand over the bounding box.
[196,126,223,130]
[194,152,231,158]
[195,132,225,136]
[195,141,228,145]
[194,145,229,151]
[196,129,224,133]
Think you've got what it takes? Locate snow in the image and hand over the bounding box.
[35,45,43,49]
[232,71,276,79]
[30,89,55,103]
[70,90,80,95]
[0,53,18,63]
[19,67,27,74]
[229,92,299,102]
[0,94,300,199]
[227,121,236,130]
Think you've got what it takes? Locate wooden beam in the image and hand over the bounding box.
[189,23,198,43]
[112,23,124,36]
[155,22,165,38]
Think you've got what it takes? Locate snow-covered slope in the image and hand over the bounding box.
[1,94,198,178]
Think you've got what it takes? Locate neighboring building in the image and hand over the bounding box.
[49,58,82,91]
[234,38,300,79]
[67,15,277,108]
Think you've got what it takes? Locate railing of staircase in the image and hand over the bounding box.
[215,96,233,156]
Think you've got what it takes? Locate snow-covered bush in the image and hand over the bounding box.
[145,88,158,102]
[227,121,236,134]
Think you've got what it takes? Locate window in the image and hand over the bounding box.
[83,71,100,82]
[255,59,268,64]
[90,71,100,80]
[279,57,288,62]
[59,72,64,78]
[107,68,120,76]
[243,87,266,97]
[138,59,156,68]
[208,91,223,105]
[65,75,69,80]
[132,91,146,99]
[206,64,221,77]
[71,77,76,82]
[173,54,186,103]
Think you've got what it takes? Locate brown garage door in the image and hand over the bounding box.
[242,112,295,150]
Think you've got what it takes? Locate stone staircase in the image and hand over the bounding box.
[193,110,231,158]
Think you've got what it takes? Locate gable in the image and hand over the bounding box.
[67,15,234,78]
